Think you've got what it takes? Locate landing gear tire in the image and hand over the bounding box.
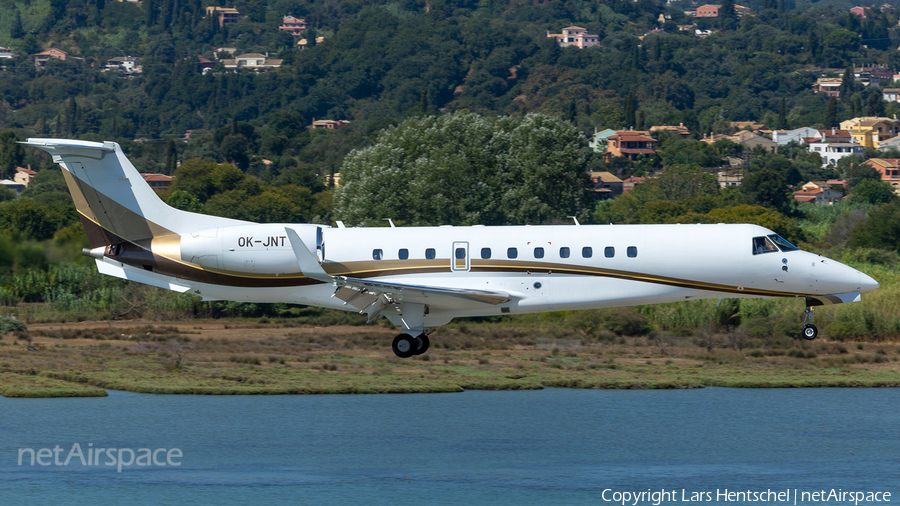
[392,334,417,358]
[413,334,430,355]
[803,324,818,340]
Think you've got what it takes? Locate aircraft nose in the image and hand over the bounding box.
[859,271,880,293]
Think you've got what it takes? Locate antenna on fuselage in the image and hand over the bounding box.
[568,216,580,226]
[383,219,396,228]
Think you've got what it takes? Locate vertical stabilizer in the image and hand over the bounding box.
[23,138,250,248]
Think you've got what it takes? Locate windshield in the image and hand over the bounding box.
[752,236,778,255]
[767,234,798,252]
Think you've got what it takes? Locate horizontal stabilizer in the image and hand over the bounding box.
[806,291,861,306]
[95,259,191,293]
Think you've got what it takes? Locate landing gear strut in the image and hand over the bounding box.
[802,306,818,340]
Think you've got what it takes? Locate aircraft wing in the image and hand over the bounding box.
[285,227,510,321]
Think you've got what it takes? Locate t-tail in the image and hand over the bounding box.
[23,138,249,252]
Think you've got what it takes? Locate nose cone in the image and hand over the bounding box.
[859,271,880,293]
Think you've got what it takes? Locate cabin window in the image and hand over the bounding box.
[455,248,466,260]
[752,236,778,255]
[627,246,637,258]
[582,247,592,258]
[560,247,570,258]
[605,247,615,258]
[507,247,518,259]
[534,247,544,259]
[425,248,436,260]
[398,248,409,260]
[373,249,383,260]
[481,247,491,259]
[768,234,798,252]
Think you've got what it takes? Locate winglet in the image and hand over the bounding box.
[285,228,334,283]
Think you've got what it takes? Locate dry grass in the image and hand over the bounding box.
[1,320,899,397]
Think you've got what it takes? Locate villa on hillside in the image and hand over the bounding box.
[812,78,842,98]
[604,132,657,161]
[206,7,240,27]
[865,158,900,194]
[279,16,307,37]
[547,26,600,49]
[32,48,72,69]
[221,53,282,72]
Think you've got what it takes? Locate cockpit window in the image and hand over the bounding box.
[768,234,798,252]
[752,236,778,255]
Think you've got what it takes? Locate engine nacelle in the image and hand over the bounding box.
[179,224,324,274]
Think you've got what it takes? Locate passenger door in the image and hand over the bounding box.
[451,241,470,272]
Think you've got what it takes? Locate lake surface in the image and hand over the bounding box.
[1,388,898,505]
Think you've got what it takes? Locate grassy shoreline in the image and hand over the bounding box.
[1,321,898,398]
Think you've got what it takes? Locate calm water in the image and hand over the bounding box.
[1,388,898,505]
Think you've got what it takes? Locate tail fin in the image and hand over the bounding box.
[24,138,249,248]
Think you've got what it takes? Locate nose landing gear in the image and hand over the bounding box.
[802,306,817,340]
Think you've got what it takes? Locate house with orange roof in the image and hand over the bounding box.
[279,16,307,37]
[649,123,691,138]
[32,48,71,69]
[864,158,900,194]
[141,173,173,191]
[206,7,240,27]
[604,132,657,161]
[14,167,37,187]
[622,176,646,194]
[793,182,843,205]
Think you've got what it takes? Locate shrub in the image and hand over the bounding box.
[0,317,26,334]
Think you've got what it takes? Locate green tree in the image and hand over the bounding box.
[839,67,854,100]
[653,165,719,201]
[164,139,177,175]
[824,96,837,128]
[850,201,900,253]
[0,131,25,179]
[850,179,895,205]
[10,10,24,39]
[333,112,593,226]
[740,169,794,216]
[866,92,886,117]
[624,93,636,129]
[777,98,787,130]
[840,157,878,189]
[167,190,203,212]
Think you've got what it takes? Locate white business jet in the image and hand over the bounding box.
[24,139,879,357]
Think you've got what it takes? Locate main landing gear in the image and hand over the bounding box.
[391,333,430,358]
[802,306,818,340]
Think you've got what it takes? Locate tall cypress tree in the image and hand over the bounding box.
[164,139,177,174]
[839,67,854,100]
[10,11,24,39]
[564,100,576,123]
[824,96,837,128]
[777,98,787,130]
[624,93,636,129]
